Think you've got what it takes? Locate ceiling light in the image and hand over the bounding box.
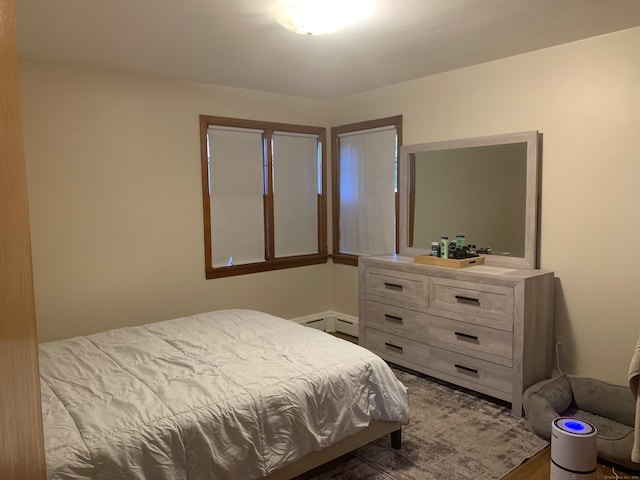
[276,0,376,36]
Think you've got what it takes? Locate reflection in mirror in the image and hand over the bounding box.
[399,131,540,269]
[410,143,527,256]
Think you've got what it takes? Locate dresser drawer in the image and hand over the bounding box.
[429,315,513,362]
[365,269,428,306]
[365,329,429,366]
[430,277,513,324]
[429,347,512,394]
[365,300,430,341]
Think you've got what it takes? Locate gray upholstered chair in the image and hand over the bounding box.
[523,374,639,471]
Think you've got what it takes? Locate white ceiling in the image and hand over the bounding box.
[15,0,640,99]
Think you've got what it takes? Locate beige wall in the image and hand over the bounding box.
[21,26,640,385]
[329,27,640,385]
[20,61,333,342]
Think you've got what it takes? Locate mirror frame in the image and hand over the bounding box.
[398,131,540,269]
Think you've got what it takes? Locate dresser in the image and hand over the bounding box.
[359,255,554,416]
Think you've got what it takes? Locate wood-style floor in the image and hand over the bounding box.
[503,446,638,480]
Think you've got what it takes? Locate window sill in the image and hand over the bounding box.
[205,254,329,279]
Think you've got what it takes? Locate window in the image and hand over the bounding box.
[331,115,402,266]
[200,115,327,278]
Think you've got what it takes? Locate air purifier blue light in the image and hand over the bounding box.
[554,417,596,436]
[564,421,586,433]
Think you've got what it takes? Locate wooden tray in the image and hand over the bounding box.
[414,254,484,269]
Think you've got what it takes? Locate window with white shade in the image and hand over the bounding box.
[272,131,321,257]
[200,116,327,278]
[207,126,265,268]
[332,116,402,265]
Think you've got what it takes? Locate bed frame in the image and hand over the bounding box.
[261,421,404,479]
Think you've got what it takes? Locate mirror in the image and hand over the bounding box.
[398,131,540,269]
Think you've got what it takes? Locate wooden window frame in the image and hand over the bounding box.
[200,115,328,279]
[331,115,403,266]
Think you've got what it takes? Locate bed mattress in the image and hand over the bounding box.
[40,309,408,479]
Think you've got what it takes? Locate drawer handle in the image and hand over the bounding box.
[455,331,479,343]
[455,363,478,377]
[455,364,479,377]
[455,295,480,305]
[384,314,403,323]
[385,342,404,354]
[384,282,404,291]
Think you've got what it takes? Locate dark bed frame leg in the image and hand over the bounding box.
[390,428,402,449]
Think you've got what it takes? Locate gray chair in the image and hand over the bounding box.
[523,374,639,471]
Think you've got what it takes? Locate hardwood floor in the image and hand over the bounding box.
[503,446,638,480]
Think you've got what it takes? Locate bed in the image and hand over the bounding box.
[39,309,409,479]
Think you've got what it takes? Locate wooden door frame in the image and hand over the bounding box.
[0,0,47,477]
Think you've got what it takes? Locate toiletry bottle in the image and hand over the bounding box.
[431,241,440,257]
[456,235,465,249]
[440,236,449,259]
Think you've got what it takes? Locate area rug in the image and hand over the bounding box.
[307,367,548,480]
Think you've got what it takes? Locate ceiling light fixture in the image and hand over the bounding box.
[276,0,376,36]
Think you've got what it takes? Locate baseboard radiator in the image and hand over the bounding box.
[290,311,358,338]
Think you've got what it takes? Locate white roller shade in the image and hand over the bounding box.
[339,126,396,255]
[272,132,319,257]
[208,127,265,267]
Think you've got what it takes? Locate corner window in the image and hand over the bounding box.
[200,115,327,278]
[331,115,402,266]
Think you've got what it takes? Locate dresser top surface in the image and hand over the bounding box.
[360,255,553,281]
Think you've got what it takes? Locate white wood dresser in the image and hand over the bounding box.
[358,254,554,416]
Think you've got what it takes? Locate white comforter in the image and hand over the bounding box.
[40,309,408,480]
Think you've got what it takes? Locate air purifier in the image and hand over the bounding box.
[550,417,598,480]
